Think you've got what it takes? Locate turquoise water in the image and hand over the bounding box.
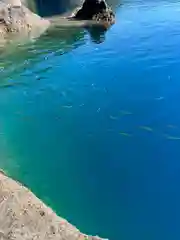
[1,0,180,239]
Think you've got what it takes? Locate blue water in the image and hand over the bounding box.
[1,0,180,239]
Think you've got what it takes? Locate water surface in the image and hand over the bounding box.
[1,1,180,239]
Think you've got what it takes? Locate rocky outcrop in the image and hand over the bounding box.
[71,0,115,27]
[0,171,107,240]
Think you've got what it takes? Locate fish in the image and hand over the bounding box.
[97,108,101,113]
[168,75,172,81]
[62,105,72,109]
[164,135,180,140]
[119,132,132,137]
[104,87,108,93]
[60,91,66,97]
[55,116,61,120]
[167,125,178,129]
[110,115,118,120]
[139,126,153,132]
[120,110,133,115]
[36,66,52,74]
[155,96,164,101]
[0,81,25,89]
[35,76,47,81]
[79,104,85,107]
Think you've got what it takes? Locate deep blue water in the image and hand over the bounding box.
[1,0,180,239]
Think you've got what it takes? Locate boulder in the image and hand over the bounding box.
[71,0,115,27]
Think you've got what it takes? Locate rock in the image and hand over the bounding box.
[71,0,115,27]
[0,171,107,240]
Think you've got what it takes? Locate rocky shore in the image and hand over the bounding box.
[0,0,115,44]
[0,170,106,240]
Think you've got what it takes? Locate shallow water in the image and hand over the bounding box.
[1,0,180,239]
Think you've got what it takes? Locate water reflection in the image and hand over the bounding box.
[0,26,85,85]
[86,26,107,44]
[0,22,110,89]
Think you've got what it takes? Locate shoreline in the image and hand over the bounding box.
[0,169,106,240]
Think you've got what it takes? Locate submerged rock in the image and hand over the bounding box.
[0,171,107,240]
[71,0,115,27]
